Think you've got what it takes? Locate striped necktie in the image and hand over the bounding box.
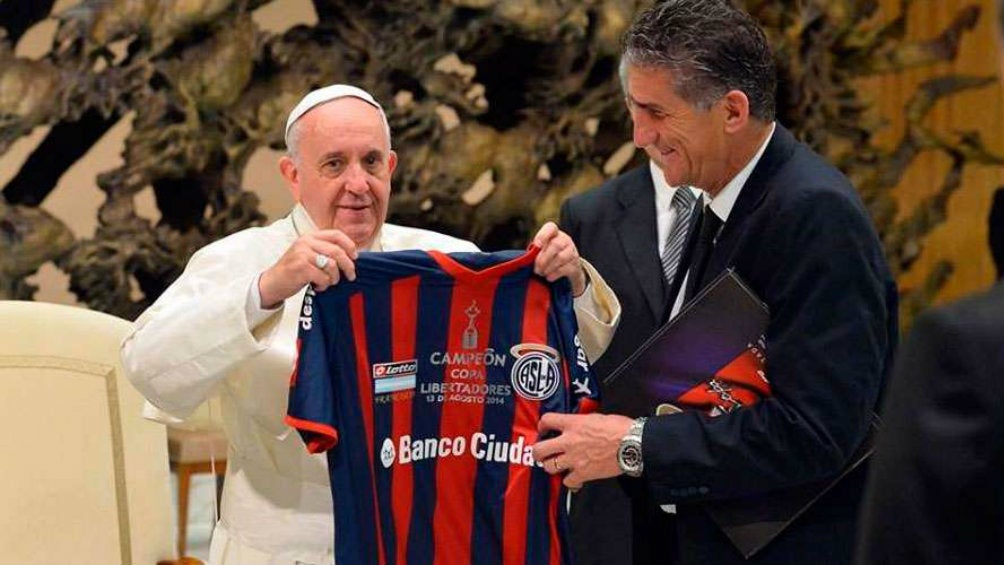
[661,187,697,286]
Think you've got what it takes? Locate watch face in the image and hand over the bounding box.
[621,444,642,467]
[618,442,643,475]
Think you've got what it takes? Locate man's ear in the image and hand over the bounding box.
[387,150,398,176]
[279,155,301,201]
[721,90,751,134]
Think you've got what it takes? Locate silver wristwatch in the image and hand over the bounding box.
[617,417,647,477]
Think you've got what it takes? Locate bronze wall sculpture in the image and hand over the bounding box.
[1,0,1000,327]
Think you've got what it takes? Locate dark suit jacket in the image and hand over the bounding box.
[856,282,1004,565]
[561,125,898,565]
[559,164,673,565]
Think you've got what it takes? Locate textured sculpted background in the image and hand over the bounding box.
[0,0,1001,327]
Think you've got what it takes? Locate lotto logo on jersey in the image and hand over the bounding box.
[509,344,561,401]
[372,359,418,394]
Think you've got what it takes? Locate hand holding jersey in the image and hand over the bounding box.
[533,221,588,297]
[262,221,591,309]
[259,230,359,308]
[534,411,634,489]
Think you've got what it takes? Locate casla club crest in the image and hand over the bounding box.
[509,344,561,401]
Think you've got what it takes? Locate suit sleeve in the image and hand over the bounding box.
[641,187,893,503]
[285,287,340,454]
[558,199,579,241]
[856,306,1004,565]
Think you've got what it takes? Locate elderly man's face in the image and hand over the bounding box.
[280,97,396,249]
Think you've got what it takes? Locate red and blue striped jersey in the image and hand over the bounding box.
[286,246,599,565]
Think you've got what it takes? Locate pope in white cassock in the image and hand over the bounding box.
[121,84,622,565]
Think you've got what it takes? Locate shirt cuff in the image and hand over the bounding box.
[572,259,622,361]
[572,259,619,325]
[576,277,599,314]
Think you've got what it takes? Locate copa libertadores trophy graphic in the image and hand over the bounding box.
[462,301,480,350]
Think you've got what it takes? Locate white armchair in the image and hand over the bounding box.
[0,300,180,565]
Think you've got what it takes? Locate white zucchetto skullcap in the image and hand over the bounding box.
[284,84,387,148]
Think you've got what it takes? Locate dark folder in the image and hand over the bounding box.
[603,268,878,559]
[703,420,878,558]
[602,268,769,418]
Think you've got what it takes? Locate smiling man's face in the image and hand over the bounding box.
[625,64,731,195]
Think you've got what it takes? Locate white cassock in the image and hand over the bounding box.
[122,204,620,565]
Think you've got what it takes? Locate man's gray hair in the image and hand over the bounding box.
[620,0,776,122]
[284,84,392,159]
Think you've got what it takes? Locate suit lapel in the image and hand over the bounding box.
[706,124,797,276]
[614,167,666,321]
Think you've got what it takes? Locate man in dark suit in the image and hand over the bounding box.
[535,1,898,564]
[561,161,696,565]
[854,197,1004,563]
[855,2,1004,559]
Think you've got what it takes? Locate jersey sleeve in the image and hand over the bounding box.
[552,281,600,414]
[285,287,340,453]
